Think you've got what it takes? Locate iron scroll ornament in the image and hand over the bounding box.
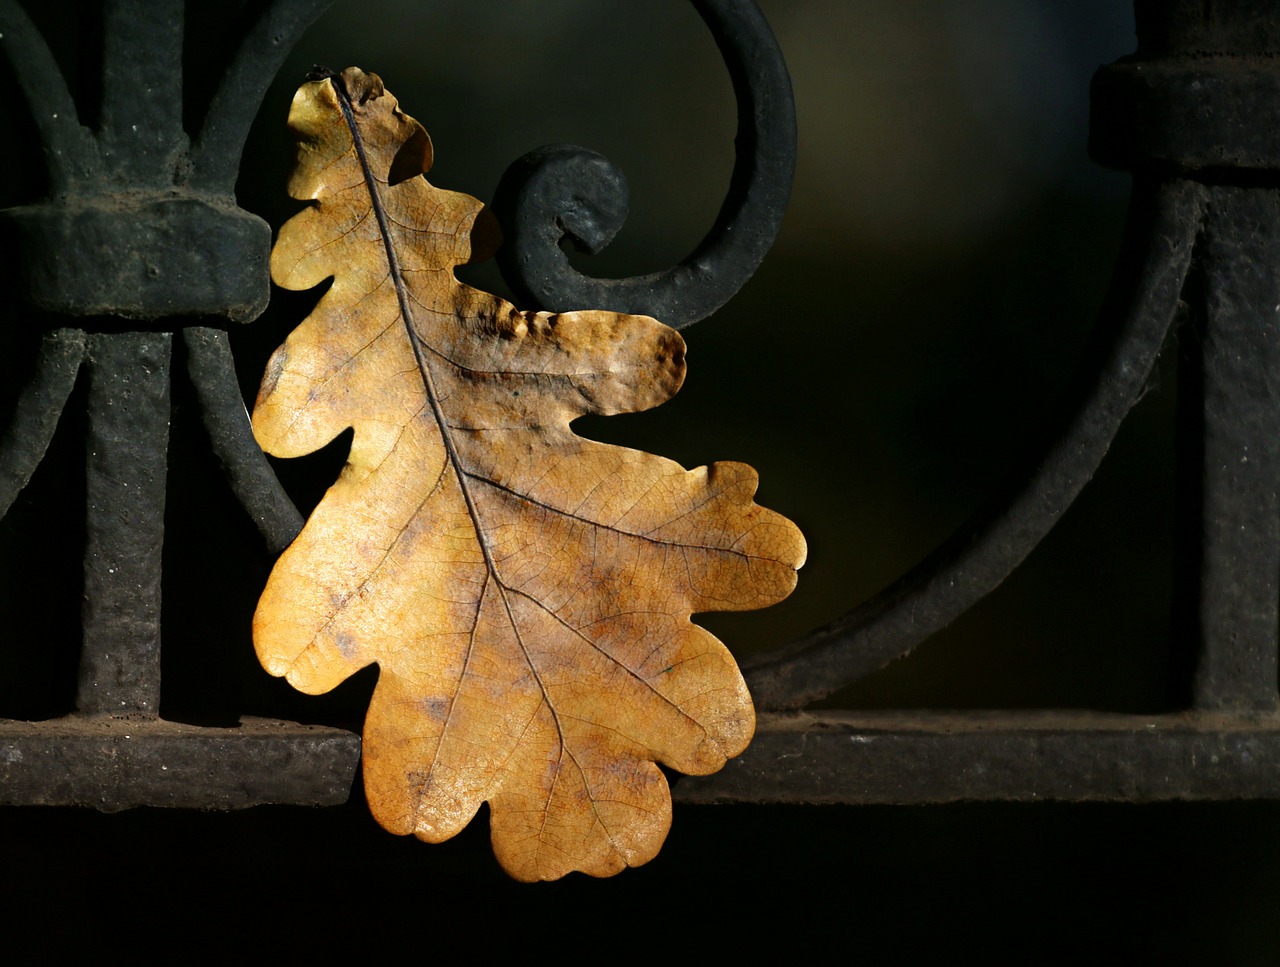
[0,0,1221,736]
[225,0,800,539]
[0,0,798,552]
[490,0,797,328]
[0,0,802,735]
[0,0,1278,832]
[0,0,1196,728]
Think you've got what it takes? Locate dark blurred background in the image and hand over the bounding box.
[2,1,1279,961]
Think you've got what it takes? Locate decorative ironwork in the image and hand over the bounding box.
[0,0,355,808]
[681,0,1280,804]
[4,0,1280,816]
[491,0,796,328]
[0,0,804,809]
[741,179,1205,710]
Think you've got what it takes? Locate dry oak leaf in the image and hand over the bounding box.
[253,67,806,881]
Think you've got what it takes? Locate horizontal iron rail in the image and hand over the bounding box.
[2,0,1280,816]
[0,717,360,810]
[676,711,1280,804]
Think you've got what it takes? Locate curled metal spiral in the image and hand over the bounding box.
[492,0,797,328]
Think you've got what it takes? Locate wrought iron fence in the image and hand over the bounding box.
[2,0,1280,896]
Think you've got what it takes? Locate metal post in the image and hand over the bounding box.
[77,332,171,718]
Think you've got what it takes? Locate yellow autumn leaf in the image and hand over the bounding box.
[253,67,805,881]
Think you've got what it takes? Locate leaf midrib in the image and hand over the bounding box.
[329,75,574,764]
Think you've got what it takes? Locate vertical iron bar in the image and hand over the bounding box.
[99,0,186,186]
[1193,186,1280,714]
[77,331,171,717]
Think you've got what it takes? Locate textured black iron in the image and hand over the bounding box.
[0,0,331,324]
[184,328,303,554]
[744,179,1206,711]
[1188,187,1280,714]
[491,0,796,328]
[5,197,271,324]
[191,0,337,193]
[745,0,1280,730]
[3,0,1280,820]
[1132,0,1280,57]
[0,718,359,809]
[100,0,185,188]
[0,329,84,519]
[676,711,1280,804]
[1092,0,1280,172]
[0,0,344,808]
[1091,60,1280,172]
[0,0,99,195]
[78,332,171,718]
